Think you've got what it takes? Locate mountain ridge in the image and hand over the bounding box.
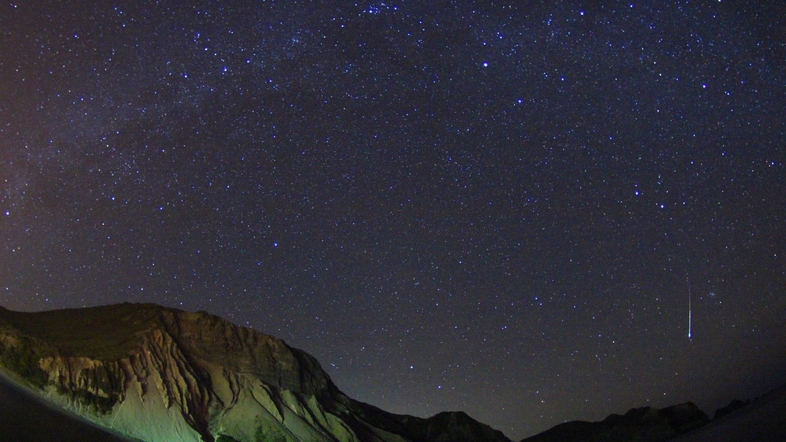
[521,402,709,442]
[0,302,510,442]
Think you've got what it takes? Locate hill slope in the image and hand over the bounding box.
[669,385,786,442]
[0,303,510,442]
[520,402,708,442]
[0,373,136,442]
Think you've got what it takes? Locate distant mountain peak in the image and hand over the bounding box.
[522,402,708,442]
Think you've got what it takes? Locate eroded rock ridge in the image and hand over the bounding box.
[0,303,510,442]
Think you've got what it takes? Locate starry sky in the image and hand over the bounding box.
[1,1,785,439]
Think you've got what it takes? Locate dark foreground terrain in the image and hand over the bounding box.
[520,384,786,442]
[668,384,786,442]
[0,375,134,442]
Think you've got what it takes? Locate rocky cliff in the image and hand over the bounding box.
[0,303,511,442]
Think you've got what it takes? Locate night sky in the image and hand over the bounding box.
[1,1,785,439]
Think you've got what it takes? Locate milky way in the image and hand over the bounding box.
[1,1,785,439]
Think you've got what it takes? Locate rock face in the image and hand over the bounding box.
[0,303,511,442]
[521,402,709,442]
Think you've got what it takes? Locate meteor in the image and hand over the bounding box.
[687,275,692,340]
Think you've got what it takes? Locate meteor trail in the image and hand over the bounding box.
[687,275,692,340]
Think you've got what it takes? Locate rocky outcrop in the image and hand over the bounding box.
[0,303,510,442]
[521,402,709,442]
[39,356,125,413]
